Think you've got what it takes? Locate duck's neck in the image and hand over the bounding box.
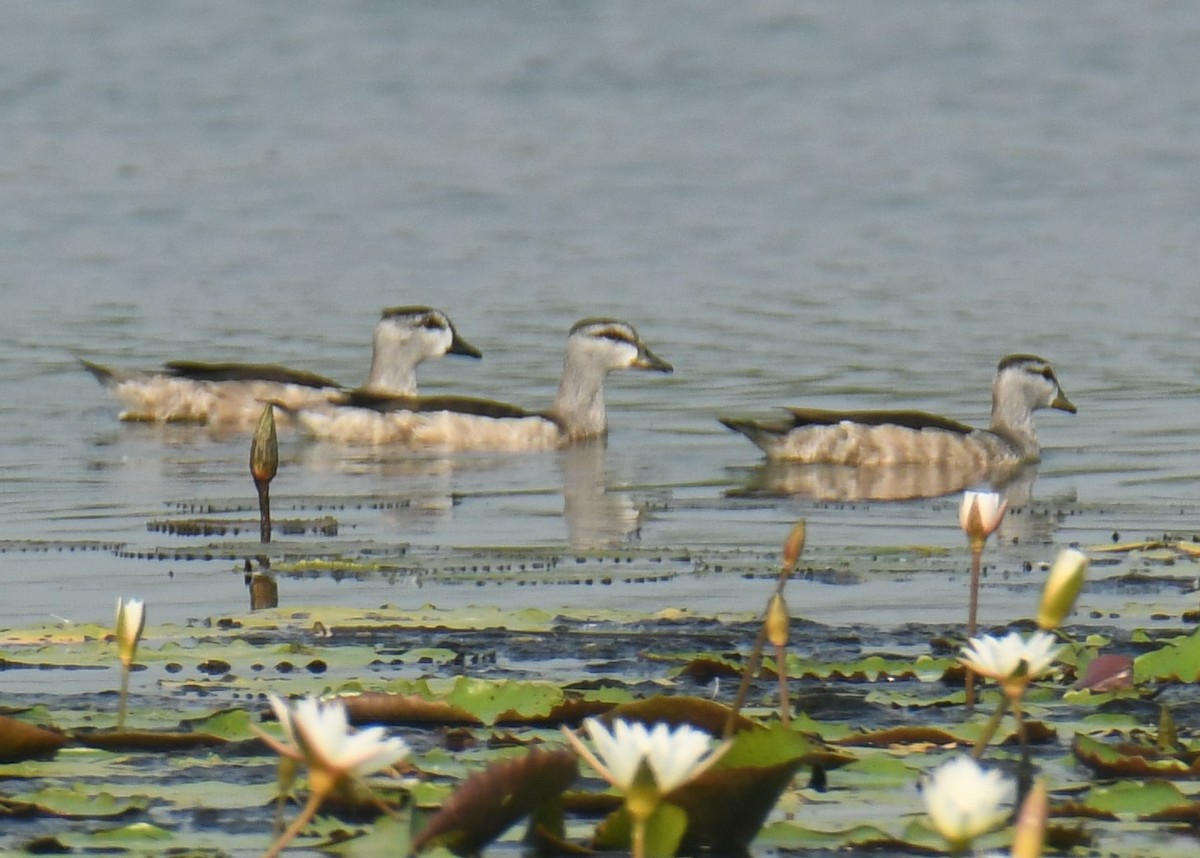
[988,379,1038,459]
[361,334,420,396]
[548,351,608,440]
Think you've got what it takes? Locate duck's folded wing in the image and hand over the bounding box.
[782,408,974,435]
[339,390,538,419]
[164,361,341,389]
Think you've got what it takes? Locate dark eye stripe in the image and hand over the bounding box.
[597,329,634,345]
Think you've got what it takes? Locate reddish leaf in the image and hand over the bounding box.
[0,715,66,762]
[1076,654,1134,692]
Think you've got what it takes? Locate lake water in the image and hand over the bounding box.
[2,1,1198,630]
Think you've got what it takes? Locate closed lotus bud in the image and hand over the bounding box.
[958,491,1007,545]
[115,597,145,667]
[766,593,790,649]
[1010,778,1048,858]
[250,405,279,484]
[1037,548,1088,630]
[781,521,806,573]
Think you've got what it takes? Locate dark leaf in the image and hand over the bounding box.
[340,691,483,727]
[0,715,66,762]
[412,748,579,855]
[70,728,226,753]
[603,695,758,736]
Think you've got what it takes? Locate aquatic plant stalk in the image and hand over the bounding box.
[958,492,1007,708]
[726,521,805,739]
[766,593,791,728]
[264,773,331,858]
[969,696,1009,762]
[250,405,278,544]
[965,538,983,709]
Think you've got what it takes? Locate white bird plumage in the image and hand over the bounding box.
[290,318,672,450]
[720,354,1076,470]
[81,306,480,429]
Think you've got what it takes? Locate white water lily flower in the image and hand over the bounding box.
[922,756,1014,849]
[115,597,146,666]
[266,694,410,778]
[569,718,723,795]
[958,490,1008,542]
[959,631,1061,698]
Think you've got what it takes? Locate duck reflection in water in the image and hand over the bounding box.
[559,440,656,550]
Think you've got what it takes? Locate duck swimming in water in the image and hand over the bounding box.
[290,318,672,450]
[81,306,481,428]
[720,354,1076,471]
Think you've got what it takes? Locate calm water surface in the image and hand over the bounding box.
[1,1,1198,628]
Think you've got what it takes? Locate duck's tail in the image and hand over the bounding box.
[718,414,786,453]
[78,358,126,387]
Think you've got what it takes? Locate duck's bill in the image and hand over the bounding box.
[1052,391,1077,414]
[450,334,483,359]
[633,346,673,373]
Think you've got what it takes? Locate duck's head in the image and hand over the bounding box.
[376,306,482,360]
[566,318,673,374]
[994,354,1076,414]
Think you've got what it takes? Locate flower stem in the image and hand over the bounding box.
[117,663,130,730]
[632,816,647,858]
[775,642,791,728]
[970,695,1010,761]
[264,788,325,858]
[256,478,272,544]
[1012,695,1033,805]
[965,542,983,710]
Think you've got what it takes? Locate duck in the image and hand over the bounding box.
[719,354,1076,470]
[289,318,672,450]
[81,306,481,428]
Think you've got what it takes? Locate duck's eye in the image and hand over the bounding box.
[1040,367,1055,381]
[597,330,632,345]
[422,317,446,331]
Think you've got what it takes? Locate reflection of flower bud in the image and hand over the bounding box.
[250,405,279,484]
[781,521,806,572]
[115,597,145,667]
[1037,548,1088,630]
[958,491,1008,544]
[766,593,790,648]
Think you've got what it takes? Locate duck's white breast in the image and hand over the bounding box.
[297,408,564,451]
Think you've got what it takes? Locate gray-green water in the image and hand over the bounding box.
[2,0,1198,628]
